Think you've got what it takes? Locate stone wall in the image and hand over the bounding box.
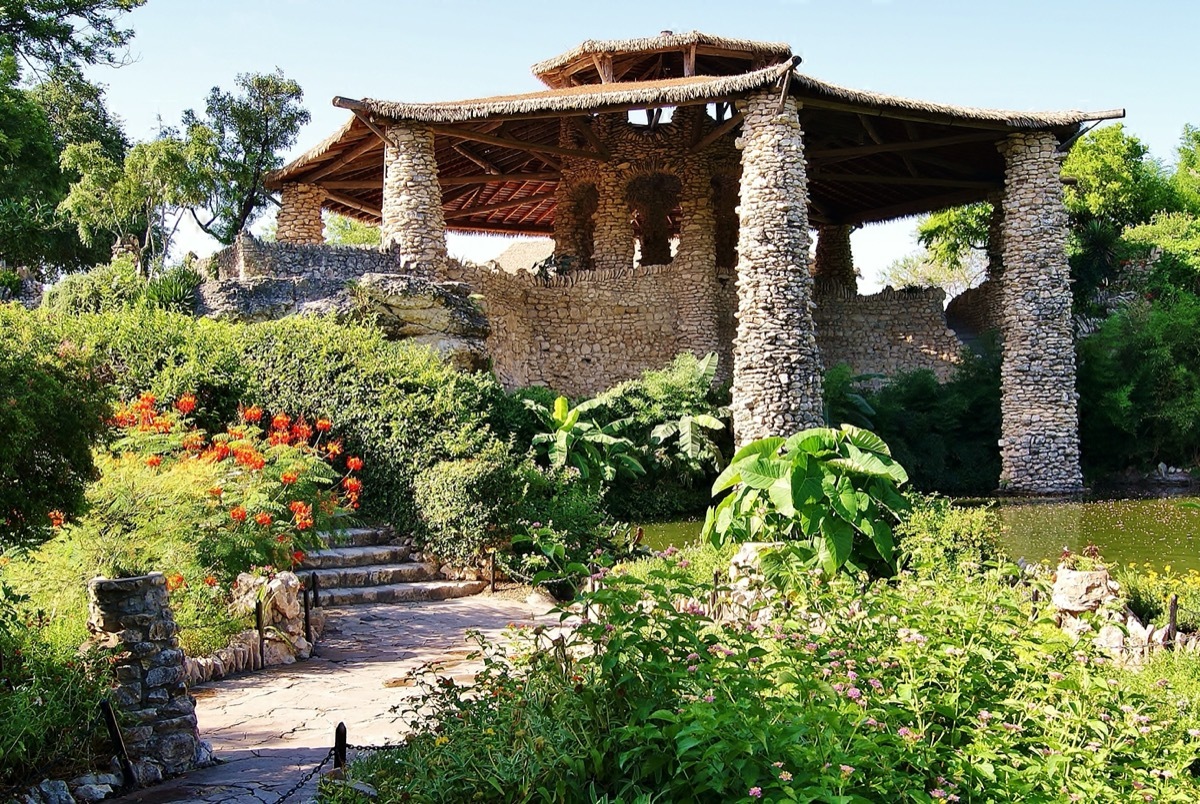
[198,233,401,282]
[87,573,203,786]
[276,184,325,244]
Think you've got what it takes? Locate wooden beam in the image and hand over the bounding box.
[691,112,745,153]
[571,116,611,160]
[811,172,1000,189]
[683,44,697,77]
[320,173,561,190]
[351,110,396,148]
[843,189,991,226]
[453,143,503,174]
[590,53,614,83]
[325,190,381,219]
[300,137,382,183]
[430,124,608,162]
[799,97,1018,131]
[444,190,557,220]
[807,132,1000,161]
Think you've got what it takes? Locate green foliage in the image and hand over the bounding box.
[897,495,1003,579]
[1063,124,1183,230]
[324,559,1200,803]
[143,265,202,313]
[0,269,20,298]
[31,65,128,162]
[865,344,1003,495]
[1114,561,1200,635]
[0,579,110,790]
[0,0,146,70]
[324,213,381,246]
[703,426,909,577]
[525,395,645,486]
[1124,211,1200,295]
[1077,293,1200,471]
[42,256,145,314]
[822,362,877,429]
[0,305,108,547]
[1174,124,1200,212]
[917,201,992,271]
[181,70,311,243]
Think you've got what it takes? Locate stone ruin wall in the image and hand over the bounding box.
[199,233,402,283]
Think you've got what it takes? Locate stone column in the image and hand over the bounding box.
[672,164,723,360]
[997,132,1083,494]
[275,184,325,244]
[87,573,202,785]
[591,163,635,272]
[730,92,824,445]
[382,123,448,278]
[812,224,857,290]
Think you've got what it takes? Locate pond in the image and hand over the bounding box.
[639,495,1200,571]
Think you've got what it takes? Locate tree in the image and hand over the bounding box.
[1174,125,1200,214]
[181,70,310,244]
[0,0,146,73]
[1062,124,1180,229]
[31,65,127,161]
[916,202,992,272]
[58,136,202,267]
[881,249,986,299]
[325,212,381,246]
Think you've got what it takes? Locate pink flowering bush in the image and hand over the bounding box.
[321,553,1200,803]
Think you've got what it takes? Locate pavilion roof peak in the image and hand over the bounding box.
[531,30,793,89]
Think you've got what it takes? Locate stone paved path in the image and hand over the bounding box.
[111,595,558,804]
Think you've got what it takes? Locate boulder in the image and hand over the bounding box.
[1051,568,1118,614]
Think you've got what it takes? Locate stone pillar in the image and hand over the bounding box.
[730,92,824,445]
[382,123,448,278]
[672,164,722,359]
[275,183,325,244]
[591,160,635,272]
[812,224,857,290]
[87,573,202,785]
[997,132,1083,494]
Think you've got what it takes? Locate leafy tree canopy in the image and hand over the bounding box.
[325,212,380,246]
[181,69,310,244]
[0,0,146,72]
[1062,124,1182,229]
[31,64,127,160]
[1174,124,1200,213]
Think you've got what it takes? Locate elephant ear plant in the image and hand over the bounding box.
[702,425,910,576]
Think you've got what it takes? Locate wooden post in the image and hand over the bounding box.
[311,572,320,608]
[334,722,348,770]
[100,699,137,790]
[255,599,266,669]
[1168,594,1179,644]
[1030,588,1040,621]
[302,583,313,646]
[489,550,496,594]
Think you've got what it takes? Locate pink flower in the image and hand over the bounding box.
[779,770,793,781]
[839,765,854,776]
[748,787,763,799]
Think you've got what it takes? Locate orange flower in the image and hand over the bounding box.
[166,573,185,592]
[136,392,157,409]
[291,550,306,564]
[255,511,273,527]
[271,412,291,431]
[227,426,246,440]
[175,394,197,415]
[203,575,218,587]
[145,455,163,468]
[346,456,364,472]
[230,505,248,522]
[343,476,363,494]
[315,418,333,432]
[209,486,224,497]
[247,453,266,471]
[182,432,205,451]
[296,516,313,531]
[291,420,313,441]
[47,510,65,528]
[275,534,289,543]
[153,416,173,434]
[268,430,292,446]
[325,440,343,458]
[242,404,263,423]
[288,500,306,514]
[280,471,299,485]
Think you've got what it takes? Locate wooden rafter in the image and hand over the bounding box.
[843,188,992,225]
[320,173,561,190]
[691,112,745,153]
[444,190,557,220]
[811,172,1000,189]
[590,53,614,83]
[300,136,382,183]
[801,97,1017,131]
[453,143,503,174]
[430,124,608,162]
[571,116,611,160]
[325,190,381,219]
[806,131,1000,162]
[351,110,396,148]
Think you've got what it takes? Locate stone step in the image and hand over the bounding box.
[318,580,489,607]
[300,544,412,570]
[298,562,440,589]
[315,527,396,548]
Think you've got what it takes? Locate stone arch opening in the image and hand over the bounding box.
[625,172,681,267]
[711,173,739,270]
[565,182,598,270]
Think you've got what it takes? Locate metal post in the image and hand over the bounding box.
[302,583,313,646]
[489,550,496,594]
[334,722,348,770]
[1168,594,1179,643]
[100,699,137,790]
[255,599,266,669]
[310,572,320,608]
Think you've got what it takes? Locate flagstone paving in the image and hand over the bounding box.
[111,595,559,804]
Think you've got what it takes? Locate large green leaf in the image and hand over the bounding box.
[829,444,909,484]
[711,461,742,495]
[818,516,854,575]
[552,395,569,424]
[690,414,725,431]
[785,428,840,457]
[729,436,785,465]
[697,351,719,389]
[823,473,859,522]
[650,422,678,444]
[839,424,892,456]
[739,457,789,490]
[767,476,796,517]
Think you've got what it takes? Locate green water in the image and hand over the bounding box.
[640,496,1200,571]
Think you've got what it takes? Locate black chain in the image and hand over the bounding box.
[273,748,335,804]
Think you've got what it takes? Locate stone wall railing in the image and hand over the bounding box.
[198,234,404,282]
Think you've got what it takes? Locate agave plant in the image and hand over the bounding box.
[525,395,645,485]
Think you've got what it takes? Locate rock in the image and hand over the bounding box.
[1051,568,1117,614]
[69,785,110,802]
[729,542,785,582]
[36,780,75,804]
[525,588,558,611]
[1095,623,1126,653]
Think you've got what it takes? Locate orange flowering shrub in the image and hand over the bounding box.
[108,392,363,578]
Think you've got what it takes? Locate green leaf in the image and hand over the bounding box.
[729,436,785,465]
[820,516,854,574]
[740,457,789,490]
[838,424,891,456]
[552,395,569,424]
[768,476,796,517]
[823,474,859,521]
[690,414,725,431]
[785,428,839,456]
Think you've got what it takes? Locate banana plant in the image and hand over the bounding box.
[525,395,645,484]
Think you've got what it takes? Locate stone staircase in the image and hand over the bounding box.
[299,526,487,606]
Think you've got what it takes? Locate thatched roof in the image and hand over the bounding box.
[266,40,1124,233]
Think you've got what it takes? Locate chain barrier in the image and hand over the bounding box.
[273,747,335,804]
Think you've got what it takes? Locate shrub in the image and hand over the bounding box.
[143,265,203,313]
[0,305,109,548]
[0,269,20,299]
[703,426,910,577]
[897,495,1003,579]
[324,560,1200,803]
[41,257,145,315]
[1115,561,1200,634]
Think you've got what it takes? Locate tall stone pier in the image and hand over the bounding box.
[382,122,449,277]
[87,573,203,785]
[276,183,326,245]
[997,132,1083,494]
[730,91,824,445]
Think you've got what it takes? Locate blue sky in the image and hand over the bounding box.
[87,0,1198,285]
